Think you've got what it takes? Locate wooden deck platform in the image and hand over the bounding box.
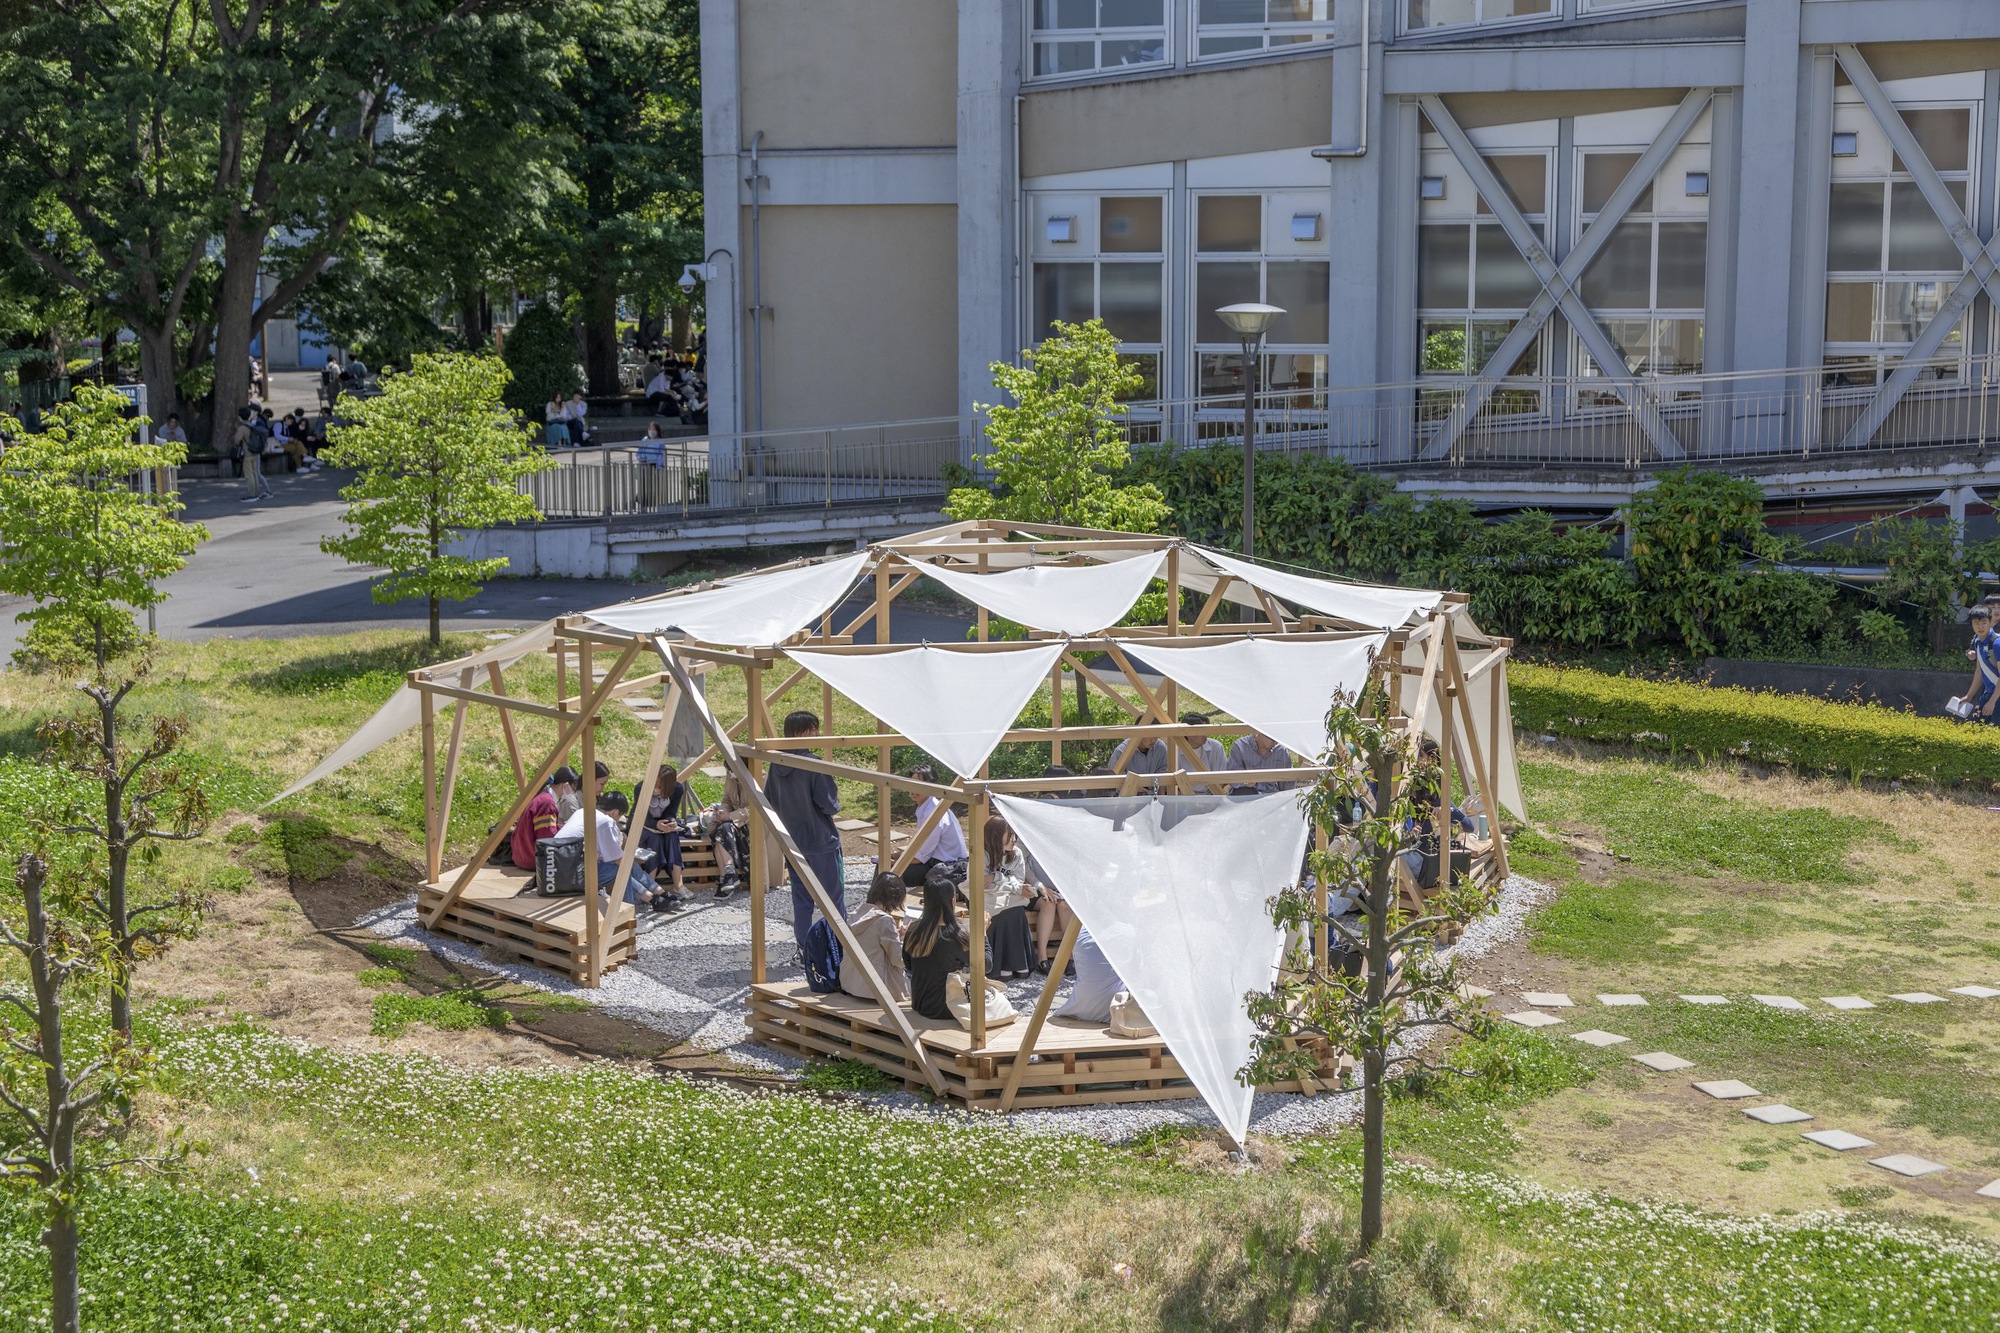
[419,865,637,984]
[748,980,1350,1110]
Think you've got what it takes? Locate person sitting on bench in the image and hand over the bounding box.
[1055,926,1126,1024]
[1403,736,1472,890]
[553,790,679,912]
[1107,734,1169,775]
[902,766,969,889]
[840,872,910,1006]
[638,765,690,899]
[1224,731,1296,794]
[903,867,970,1021]
[555,760,609,825]
[510,775,561,870]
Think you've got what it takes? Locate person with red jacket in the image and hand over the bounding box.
[510,768,573,869]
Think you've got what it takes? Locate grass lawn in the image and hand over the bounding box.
[0,633,1997,1329]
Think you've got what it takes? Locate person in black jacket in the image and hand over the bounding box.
[902,868,969,1022]
[764,710,845,953]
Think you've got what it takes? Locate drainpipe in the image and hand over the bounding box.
[1312,0,1370,160]
[747,131,767,436]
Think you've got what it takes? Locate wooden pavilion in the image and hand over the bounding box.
[398,521,1518,1110]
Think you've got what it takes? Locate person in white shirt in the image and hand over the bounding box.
[901,766,969,888]
[1108,735,1170,776]
[544,396,571,448]
[1224,731,1297,795]
[566,390,593,446]
[1179,712,1229,792]
[553,790,678,911]
[645,365,681,417]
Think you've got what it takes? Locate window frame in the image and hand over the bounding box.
[1025,191,1170,400]
[1188,189,1333,409]
[1025,0,1172,84]
[1568,144,1710,401]
[1400,0,1556,38]
[1190,0,1338,64]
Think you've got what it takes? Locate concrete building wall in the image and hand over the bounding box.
[737,0,957,149]
[748,204,960,429]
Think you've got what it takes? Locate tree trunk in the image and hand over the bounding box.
[135,322,180,428]
[1359,745,1397,1255]
[457,285,488,352]
[44,1195,79,1333]
[581,281,621,398]
[20,859,81,1333]
[1073,663,1092,725]
[96,682,135,1042]
[670,302,691,352]
[429,516,442,649]
[207,219,268,455]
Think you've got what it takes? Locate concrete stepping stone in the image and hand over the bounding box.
[1598,993,1648,1006]
[1948,985,2000,999]
[630,712,663,723]
[1680,994,1730,1005]
[1803,1129,1875,1152]
[1743,1104,1813,1125]
[1976,1179,2000,1199]
[833,818,875,831]
[1889,992,1947,1005]
[1630,1051,1694,1072]
[1870,1153,1948,1178]
[1752,994,1807,1011]
[1822,996,1876,1011]
[1694,1079,1762,1100]
[700,766,725,779]
[1522,992,1574,1008]
[1571,1029,1630,1047]
[1460,984,1495,1000]
[1502,1010,1564,1029]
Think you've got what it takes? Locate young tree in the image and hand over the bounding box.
[0,388,212,1041]
[500,302,583,416]
[947,318,1171,533]
[320,354,556,647]
[1243,682,1497,1254]
[0,854,161,1333]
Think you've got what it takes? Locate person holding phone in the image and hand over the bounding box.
[638,765,692,904]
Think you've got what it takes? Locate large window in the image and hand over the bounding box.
[1823,104,1975,388]
[1031,0,1168,78]
[1403,0,1550,34]
[1416,153,1550,412]
[1194,0,1337,59]
[1030,195,1166,397]
[1573,148,1706,392]
[1192,193,1330,401]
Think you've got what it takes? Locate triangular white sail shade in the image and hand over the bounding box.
[915,552,1165,636]
[267,620,558,805]
[1150,634,1386,762]
[1195,546,1440,629]
[786,642,1066,779]
[582,552,869,646]
[994,791,1313,1146]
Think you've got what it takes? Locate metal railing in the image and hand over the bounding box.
[523,417,974,521]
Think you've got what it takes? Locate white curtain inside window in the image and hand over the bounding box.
[914,551,1165,636]
[1194,546,1441,629]
[993,790,1313,1147]
[785,642,1067,779]
[582,552,869,646]
[1148,634,1386,762]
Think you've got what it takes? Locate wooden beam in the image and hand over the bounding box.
[487,662,526,792]
[967,791,988,1047]
[416,679,570,722]
[891,793,954,877]
[997,913,1081,1110]
[580,637,600,987]
[603,681,685,978]
[419,679,440,884]
[434,668,475,869]
[654,637,950,1096]
[737,744,959,800]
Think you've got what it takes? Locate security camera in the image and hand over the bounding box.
[677,270,698,296]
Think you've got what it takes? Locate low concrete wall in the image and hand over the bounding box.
[447,523,622,580]
[1698,658,1971,717]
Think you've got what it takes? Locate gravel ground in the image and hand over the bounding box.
[361,865,1548,1142]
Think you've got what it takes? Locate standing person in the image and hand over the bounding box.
[765,709,845,953]
[1224,731,1295,794]
[544,394,571,449]
[901,765,968,889]
[321,356,342,407]
[1964,606,2000,722]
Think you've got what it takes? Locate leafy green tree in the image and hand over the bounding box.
[1851,513,2000,624]
[948,319,1170,532]
[500,302,582,416]
[1624,468,1769,657]
[0,386,212,1042]
[321,354,556,647]
[1244,682,1496,1255]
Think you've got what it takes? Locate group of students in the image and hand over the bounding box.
[542,391,599,449]
[229,403,329,501]
[505,758,761,913]
[1104,713,1300,794]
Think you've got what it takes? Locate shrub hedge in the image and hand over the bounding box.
[1511,663,2000,786]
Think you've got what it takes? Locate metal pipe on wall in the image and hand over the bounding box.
[747,130,767,437]
[1313,0,1370,161]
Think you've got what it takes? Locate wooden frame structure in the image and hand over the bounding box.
[402,520,1516,1110]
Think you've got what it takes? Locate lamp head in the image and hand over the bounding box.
[1215,302,1285,339]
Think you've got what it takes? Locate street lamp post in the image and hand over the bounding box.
[1214,303,1285,565]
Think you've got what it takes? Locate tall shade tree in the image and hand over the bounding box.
[947,319,1170,533]
[1242,681,1497,1254]
[0,387,213,1042]
[320,354,555,647]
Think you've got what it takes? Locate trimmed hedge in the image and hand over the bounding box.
[1511,663,2000,786]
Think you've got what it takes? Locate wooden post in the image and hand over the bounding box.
[746,659,767,983]
[555,639,568,714]
[1164,544,1181,771]
[487,661,526,792]
[434,667,475,864]
[419,677,440,884]
[821,611,835,764]
[976,540,990,642]
[999,913,1081,1110]
[967,788,988,1048]
[1489,649,1511,878]
[1049,658,1064,769]
[604,682,685,979]
[580,638,600,986]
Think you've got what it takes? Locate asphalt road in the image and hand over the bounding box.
[0,467,971,659]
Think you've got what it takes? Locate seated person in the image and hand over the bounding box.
[1107,735,1169,776]
[555,760,610,825]
[637,765,691,902]
[1026,766,1075,970]
[509,776,561,870]
[840,873,911,1005]
[981,816,1037,980]
[552,790,679,912]
[1403,737,1473,889]
[1224,731,1296,794]
[1055,927,1125,1024]
[1180,713,1228,792]
[901,767,969,888]
[903,867,970,1021]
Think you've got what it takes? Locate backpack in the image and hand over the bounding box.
[535,836,586,897]
[802,916,843,994]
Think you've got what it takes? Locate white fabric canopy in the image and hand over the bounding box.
[915,552,1165,636]
[581,552,868,646]
[785,643,1066,779]
[266,620,558,805]
[1196,546,1441,630]
[994,791,1313,1146]
[1394,638,1527,822]
[1150,634,1386,763]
